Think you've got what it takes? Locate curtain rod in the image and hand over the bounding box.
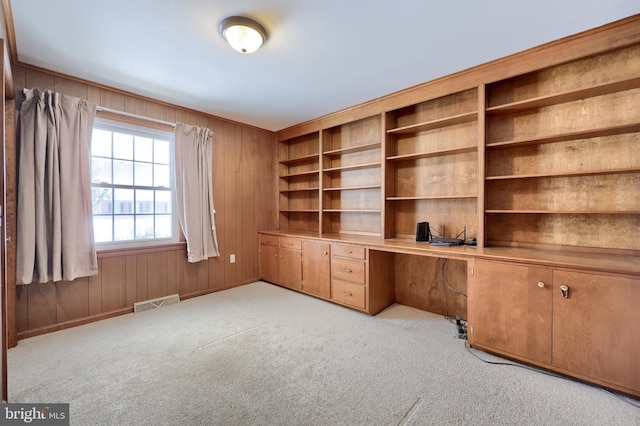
[96,106,176,128]
[21,88,176,128]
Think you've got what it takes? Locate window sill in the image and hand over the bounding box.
[97,242,186,258]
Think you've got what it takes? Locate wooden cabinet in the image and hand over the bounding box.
[553,270,640,394]
[330,244,367,310]
[384,88,479,241]
[468,259,640,397]
[468,260,552,365]
[258,235,302,290]
[301,240,330,299]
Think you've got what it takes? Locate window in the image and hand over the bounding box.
[91,118,177,249]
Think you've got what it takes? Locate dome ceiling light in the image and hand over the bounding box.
[219,16,268,54]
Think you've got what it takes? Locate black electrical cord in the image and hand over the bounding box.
[463,340,640,410]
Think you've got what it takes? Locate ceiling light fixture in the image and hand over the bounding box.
[219,16,268,54]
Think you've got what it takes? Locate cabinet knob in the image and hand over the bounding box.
[537,281,545,288]
[323,251,328,255]
[343,292,352,297]
[559,285,570,299]
[274,254,278,258]
[342,269,352,273]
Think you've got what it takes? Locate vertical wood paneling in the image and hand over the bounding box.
[240,127,255,282]
[12,65,275,336]
[209,117,226,289]
[197,261,209,292]
[177,253,198,294]
[100,89,125,110]
[166,251,178,295]
[25,68,54,91]
[101,257,126,312]
[11,64,25,91]
[15,285,28,332]
[27,282,56,329]
[124,95,146,116]
[87,86,101,104]
[146,102,167,121]
[88,260,102,315]
[224,121,241,285]
[147,252,168,299]
[56,279,89,322]
[54,76,88,99]
[125,255,137,306]
[135,254,148,302]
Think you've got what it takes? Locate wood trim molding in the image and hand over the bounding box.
[1,0,17,65]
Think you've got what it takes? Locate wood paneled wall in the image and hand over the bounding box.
[9,65,276,341]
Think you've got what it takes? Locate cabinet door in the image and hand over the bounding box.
[553,271,640,392]
[279,248,302,290]
[259,244,279,283]
[302,240,330,298]
[468,260,552,364]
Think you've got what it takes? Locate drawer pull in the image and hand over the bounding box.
[537,281,545,288]
[343,292,352,296]
[342,269,352,273]
[344,250,353,254]
[323,251,328,255]
[560,285,570,299]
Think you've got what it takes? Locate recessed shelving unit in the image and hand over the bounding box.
[484,43,640,252]
[278,131,321,232]
[384,88,479,240]
[321,115,383,237]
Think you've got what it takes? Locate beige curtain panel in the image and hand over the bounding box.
[174,122,220,262]
[16,88,98,285]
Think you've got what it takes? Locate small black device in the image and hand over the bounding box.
[416,222,431,242]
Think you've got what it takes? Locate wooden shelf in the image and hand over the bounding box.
[280,170,320,179]
[486,210,640,214]
[280,187,319,194]
[280,209,320,213]
[387,146,476,161]
[486,123,640,149]
[323,142,381,156]
[486,76,640,115]
[279,153,319,165]
[486,167,640,181]
[323,209,381,213]
[387,111,477,135]
[324,185,381,192]
[323,162,381,173]
[387,195,477,201]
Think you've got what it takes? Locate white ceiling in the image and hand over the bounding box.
[9,1,640,131]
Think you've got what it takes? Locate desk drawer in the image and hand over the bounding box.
[332,244,365,260]
[279,237,302,250]
[331,257,365,283]
[260,234,278,247]
[331,279,365,309]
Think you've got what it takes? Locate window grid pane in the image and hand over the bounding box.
[91,121,175,246]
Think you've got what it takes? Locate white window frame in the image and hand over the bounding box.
[91,117,178,250]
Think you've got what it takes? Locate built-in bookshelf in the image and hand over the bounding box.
[321,115,383,237]
[384,88,479,240]
[484,43,640,253]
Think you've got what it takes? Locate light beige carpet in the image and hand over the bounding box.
[8,282,640,425]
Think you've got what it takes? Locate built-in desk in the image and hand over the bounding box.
[258,230,640,398]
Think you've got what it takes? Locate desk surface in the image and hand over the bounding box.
[259,230,640,276]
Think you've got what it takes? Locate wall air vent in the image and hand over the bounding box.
[134,294,180,313]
